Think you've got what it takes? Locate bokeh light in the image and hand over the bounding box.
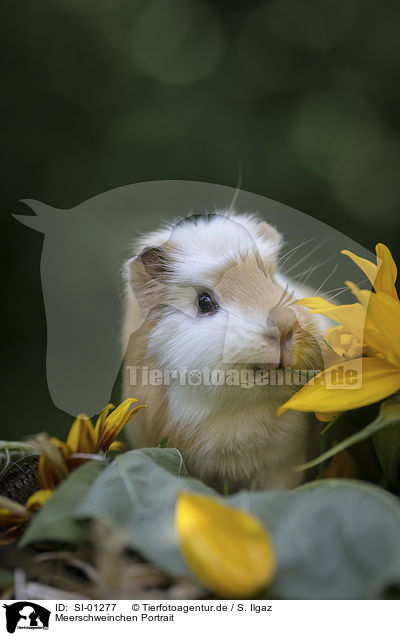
[131,0,225,85]
[3,0,400,436]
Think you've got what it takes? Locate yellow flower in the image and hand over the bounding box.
[278,244,400,418]
[1,399,146,544]
[175,492,276,598]
[0,491,52,545]
[325,325,363,360]
[38,398,147,490]
[342,243,398,301]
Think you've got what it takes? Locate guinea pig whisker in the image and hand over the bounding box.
[312,263,339,297]
[279,292,298,310]
[283,238,331,276]
[274,284,293,309]
[228,165,243,211]
[284,297,298,308]
[320,285,348,295]
[291,261,320,286]
[321,277,371,302]
[292,252,337,288]
[278,238,314,268]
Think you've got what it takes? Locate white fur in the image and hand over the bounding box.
[122,211,326,491]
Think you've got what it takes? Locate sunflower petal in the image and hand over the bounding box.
[277,357,400,415]
[362,292,400,366]
[96,399,147,452]
[363,328,387,358]
[36,435,69,489]
[344,282,400,364]
[108,440,126,452]
[66,414,96,454]
[345,280,371,306]
[38,455,58,490]
[26,489,53,511]
[94,403,115,439]
[0,526,22,545]
[297,297,368,335]
[341,249,377,286]
[175,492,276,598]
[0,496,31,524]
[0,508,25,524]
[316,411,339,422]
[375,243,398,299]
[325,326,363,359]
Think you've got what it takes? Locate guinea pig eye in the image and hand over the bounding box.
[198,292,217,314]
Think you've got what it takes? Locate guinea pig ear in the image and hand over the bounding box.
[127,245,171,295]
[138,246,171,278]
[256,221,282,247]
[256,221,283,261]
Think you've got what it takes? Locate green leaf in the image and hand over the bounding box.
[136,447,189,477]
[295,397,400,472]
[18,448,400,598]
[76,449,400,598]
[19,459,105,547]
[320,412,343,436]
[232,479,400,599]
[76,449,210,575]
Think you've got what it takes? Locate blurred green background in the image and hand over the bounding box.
[2,0,400,440]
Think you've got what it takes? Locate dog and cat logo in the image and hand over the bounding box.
[2,603,50,633]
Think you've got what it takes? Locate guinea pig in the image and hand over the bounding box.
[122,212,328,492]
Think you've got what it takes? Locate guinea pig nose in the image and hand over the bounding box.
[266,314,298,343]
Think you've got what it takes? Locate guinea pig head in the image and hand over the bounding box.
[216,252,323,372]
[126,213,324,385]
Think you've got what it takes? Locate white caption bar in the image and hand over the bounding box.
[1,599,396,635]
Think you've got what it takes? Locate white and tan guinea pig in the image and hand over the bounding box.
[122,212,328,492]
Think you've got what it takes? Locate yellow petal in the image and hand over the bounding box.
[341,249,377,287]
[342,244,398,300]
[95,399,136,448]
[37,439,69,489]
[0,526,22,545]
[297,297,367,336]
[35,434,69,489]
[277,357,400,415]
[96,399,147,452]
[66,414,96,454]
[0,511,28,525]
[349,290,400,366]
[316,411,338,422]
[365,292,400,365]
[375,243,398,299]
[175,492,276,598]
[363,328,387,358]
[0,496,31,524]
[108,440,126,452]
[345,283,400,364]
[325,326,363,359]
[0,508,22,524]
[345,280,371,306]
[94,403,115,439]
[26,489,53,511]
[38,455,58,490]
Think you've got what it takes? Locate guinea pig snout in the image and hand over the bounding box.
[260,307,299,367]
[265,306,298,344]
